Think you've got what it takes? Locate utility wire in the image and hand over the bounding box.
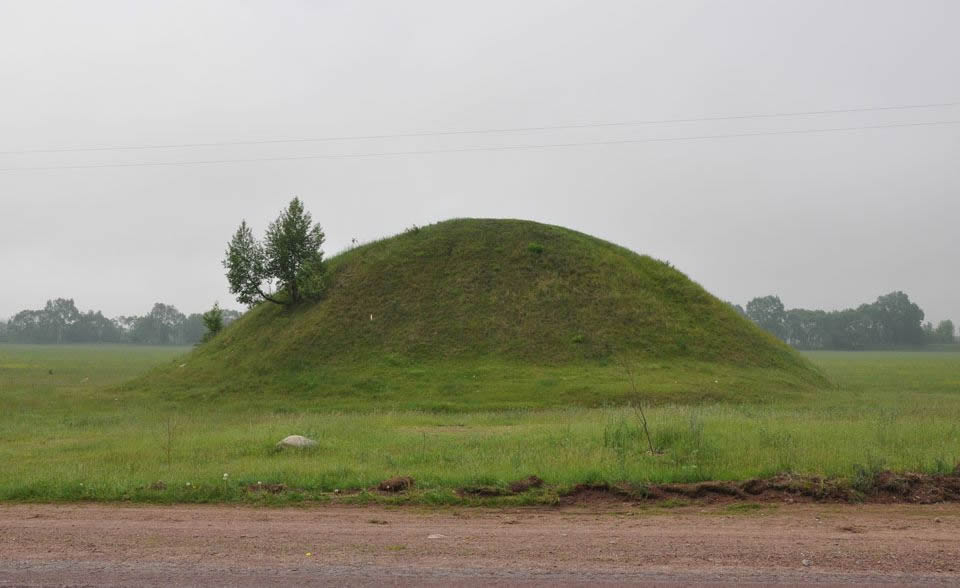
[0,119,957,173]
[1,100,959,156]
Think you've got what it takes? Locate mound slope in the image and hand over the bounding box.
[136,219,825,407]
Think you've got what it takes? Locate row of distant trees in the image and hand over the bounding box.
[0,298,241,345]
[735,291,956,350]
[0,198,323,346]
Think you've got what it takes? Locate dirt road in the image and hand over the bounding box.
[1,503,958,586]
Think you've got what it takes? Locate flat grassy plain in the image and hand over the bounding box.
[1,344,959,503]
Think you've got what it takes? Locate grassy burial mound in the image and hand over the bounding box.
[134,219,826,409]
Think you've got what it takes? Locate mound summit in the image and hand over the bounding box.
[138,219,825,408]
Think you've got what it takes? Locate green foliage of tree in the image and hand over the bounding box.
[5,299,242,345]
[869,291,925,346]
[182,313,207,344]
[935,319,956,343]
[727,302,747,316]
[264,198,326,303]
[42,298,81,343]
[131,303,186,345]
[201,302,224,342]
[8,308,44,342]
[70,310,124,343]
[224,220,273,305]
[783,308,827,349]
[8,298,123,344]
[745,295,786,340]
[220,308,243,325]
[224,197,326,306]
[747,291,937,350]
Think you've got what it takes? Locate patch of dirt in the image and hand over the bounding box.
[246,483,288,494]
[377,476,414,492]
[652,481,745,500]
[838,524,864,533]
[560,471,960,506]
[508,475,544,493]
[458,485,511,497]
[459,475,545,497]
[561,482,644,505]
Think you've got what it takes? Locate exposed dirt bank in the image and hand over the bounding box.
[1,503,959,586]
[551,470,960,506]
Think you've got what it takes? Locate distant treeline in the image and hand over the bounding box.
[735,291,957,350]
[0,298,242,345]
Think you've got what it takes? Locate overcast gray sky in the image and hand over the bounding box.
[1,0,958,324]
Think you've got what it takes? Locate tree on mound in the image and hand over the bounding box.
[223,198,326,305]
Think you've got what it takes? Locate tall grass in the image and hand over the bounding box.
[1,345,958,503]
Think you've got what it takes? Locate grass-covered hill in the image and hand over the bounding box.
[132,219,827,409]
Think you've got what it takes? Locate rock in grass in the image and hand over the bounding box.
[276,435,317,449]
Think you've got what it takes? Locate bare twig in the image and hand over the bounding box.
[618,358,656,455]
[165,417,174,467]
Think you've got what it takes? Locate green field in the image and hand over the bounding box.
[1,344,958,503]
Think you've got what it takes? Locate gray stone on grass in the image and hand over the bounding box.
[276,435,317,449]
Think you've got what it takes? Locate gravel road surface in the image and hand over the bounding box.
[1,503,958,586]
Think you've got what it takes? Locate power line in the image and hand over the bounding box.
[0,119,957,173]
[1,100,959,156]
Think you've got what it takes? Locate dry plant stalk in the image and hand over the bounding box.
[618,358,656,455]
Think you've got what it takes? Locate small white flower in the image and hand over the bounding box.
[186,482,192,486]
[222,473,229,480]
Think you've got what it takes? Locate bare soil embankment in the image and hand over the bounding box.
[551,470,960,506]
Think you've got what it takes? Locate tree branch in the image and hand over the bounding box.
[257,287,287,305]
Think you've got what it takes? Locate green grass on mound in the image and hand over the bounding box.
[127,356,822,412]
[129,219,825,407]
